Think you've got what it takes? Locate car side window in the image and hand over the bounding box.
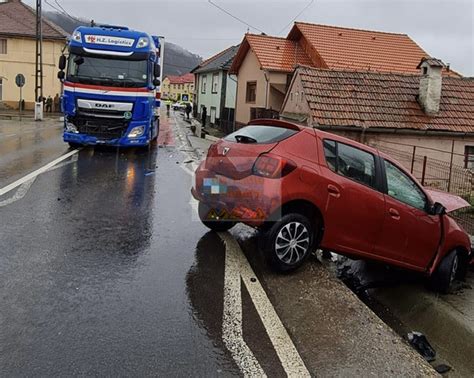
[384,160,427,211]
[323,140,376,189]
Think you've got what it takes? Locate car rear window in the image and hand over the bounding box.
[224,125,298,144]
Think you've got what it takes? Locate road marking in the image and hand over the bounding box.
[219,233,311,377]
[0,149,80,197]
[0,178,37,207]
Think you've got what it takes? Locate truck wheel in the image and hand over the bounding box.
[263,213,314,272]
[429,250,459,293]
[198,202,235,232]
[68,142,81,149]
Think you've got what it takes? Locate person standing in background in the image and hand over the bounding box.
[46,96,53,113]
[53,94,60,113]
[201,106,207,127]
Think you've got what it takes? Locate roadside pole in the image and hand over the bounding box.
[15,74,26,122]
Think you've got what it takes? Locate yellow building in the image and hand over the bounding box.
[162,73,194,102]
[0,0,67,110]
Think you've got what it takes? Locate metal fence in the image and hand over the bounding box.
[372,142,474,234]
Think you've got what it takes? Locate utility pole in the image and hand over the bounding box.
[35,0,44,121]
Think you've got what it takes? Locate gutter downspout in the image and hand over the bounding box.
[263,70,269,109]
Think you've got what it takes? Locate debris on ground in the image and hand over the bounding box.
[434,364,452,374]
[183,159,194,164]
[407,332,436,362]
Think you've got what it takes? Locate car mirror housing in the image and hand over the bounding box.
[154,64,161,78]
[153,78,161,87]
[57,71,65,80]
[431,202,446,216]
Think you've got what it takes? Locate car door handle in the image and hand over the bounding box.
[389,208,400,220]
[327,185,340,198]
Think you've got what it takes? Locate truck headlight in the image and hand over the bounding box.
[137,37,149,48]
[128,126,145,138]
[72,31,82,42]
[66,123,79,133]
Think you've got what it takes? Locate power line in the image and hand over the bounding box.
[278,0,315,35]
[207,0,265,34]
[44,0,83,23]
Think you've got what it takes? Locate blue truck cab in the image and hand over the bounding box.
[58,25,163,147]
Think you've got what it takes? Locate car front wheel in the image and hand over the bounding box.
[429,250,460,293]
[263,214,315,272]
[198,202,236,232]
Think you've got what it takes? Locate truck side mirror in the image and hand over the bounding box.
[154,64,161,78]
[153,78,161,87]
[58,55,67,70]
[57,71,65,80]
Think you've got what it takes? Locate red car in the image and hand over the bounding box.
[192,119,472,293]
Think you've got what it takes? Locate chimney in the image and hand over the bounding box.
[417,58,445,115]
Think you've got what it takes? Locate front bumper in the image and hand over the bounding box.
[64,132,150,147]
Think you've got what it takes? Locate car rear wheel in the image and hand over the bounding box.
[198,202,236,232]
[263,214,315,272]
[429,250,459,293]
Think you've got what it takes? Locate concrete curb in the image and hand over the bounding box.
[204,135,220,142]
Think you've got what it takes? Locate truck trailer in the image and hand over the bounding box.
[58,25,163,148]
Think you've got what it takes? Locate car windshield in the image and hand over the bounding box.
[67,54,148,88]
[224,125,297,144]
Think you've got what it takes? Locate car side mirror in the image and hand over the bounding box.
[58,55,66,70]
[154,64,161,78]
[153,78,161,87]
[431,202,446,216]
[57,71,65,80]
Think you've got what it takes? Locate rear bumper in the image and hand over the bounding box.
[64,132,150,147]
[192,162,284,226]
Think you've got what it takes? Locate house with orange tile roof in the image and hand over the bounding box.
[281,58,474,169]
[162,73,195,102]
[0,0,67,110]
[191,45,239,132]
[229,22,459,127]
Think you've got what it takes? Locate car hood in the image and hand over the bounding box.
[425,188,470,212]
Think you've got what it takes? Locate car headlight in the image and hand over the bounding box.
[137,37,149,48]
[128,126,145,138]
[66,122,79,133]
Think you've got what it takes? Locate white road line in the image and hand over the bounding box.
[0,177,37,207]
[0,149,80,197]
[222,232,266,376]
[219,233,311,377]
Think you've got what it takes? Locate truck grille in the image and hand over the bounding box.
[71,115,130,139]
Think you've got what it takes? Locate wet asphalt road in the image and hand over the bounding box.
[0,118,243,376]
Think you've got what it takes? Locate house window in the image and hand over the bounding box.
[246,81,257,103]
[0,39,7,54]
[465,146,474,169]
[201,76,207,94]
[212,73,219,93]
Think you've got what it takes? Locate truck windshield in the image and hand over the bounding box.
[67,54,148,88]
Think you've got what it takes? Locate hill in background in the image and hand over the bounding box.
[44,11,201,77]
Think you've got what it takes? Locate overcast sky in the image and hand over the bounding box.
[34,0,473,75]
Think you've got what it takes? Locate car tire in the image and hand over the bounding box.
[263,213,315,272]
[198,202,236,232]
[429,250,459,294]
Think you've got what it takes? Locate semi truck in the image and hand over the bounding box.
[57,25,164,148]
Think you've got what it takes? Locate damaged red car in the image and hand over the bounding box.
[192,119,472,293]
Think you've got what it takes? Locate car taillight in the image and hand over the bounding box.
[252,154,297,178]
